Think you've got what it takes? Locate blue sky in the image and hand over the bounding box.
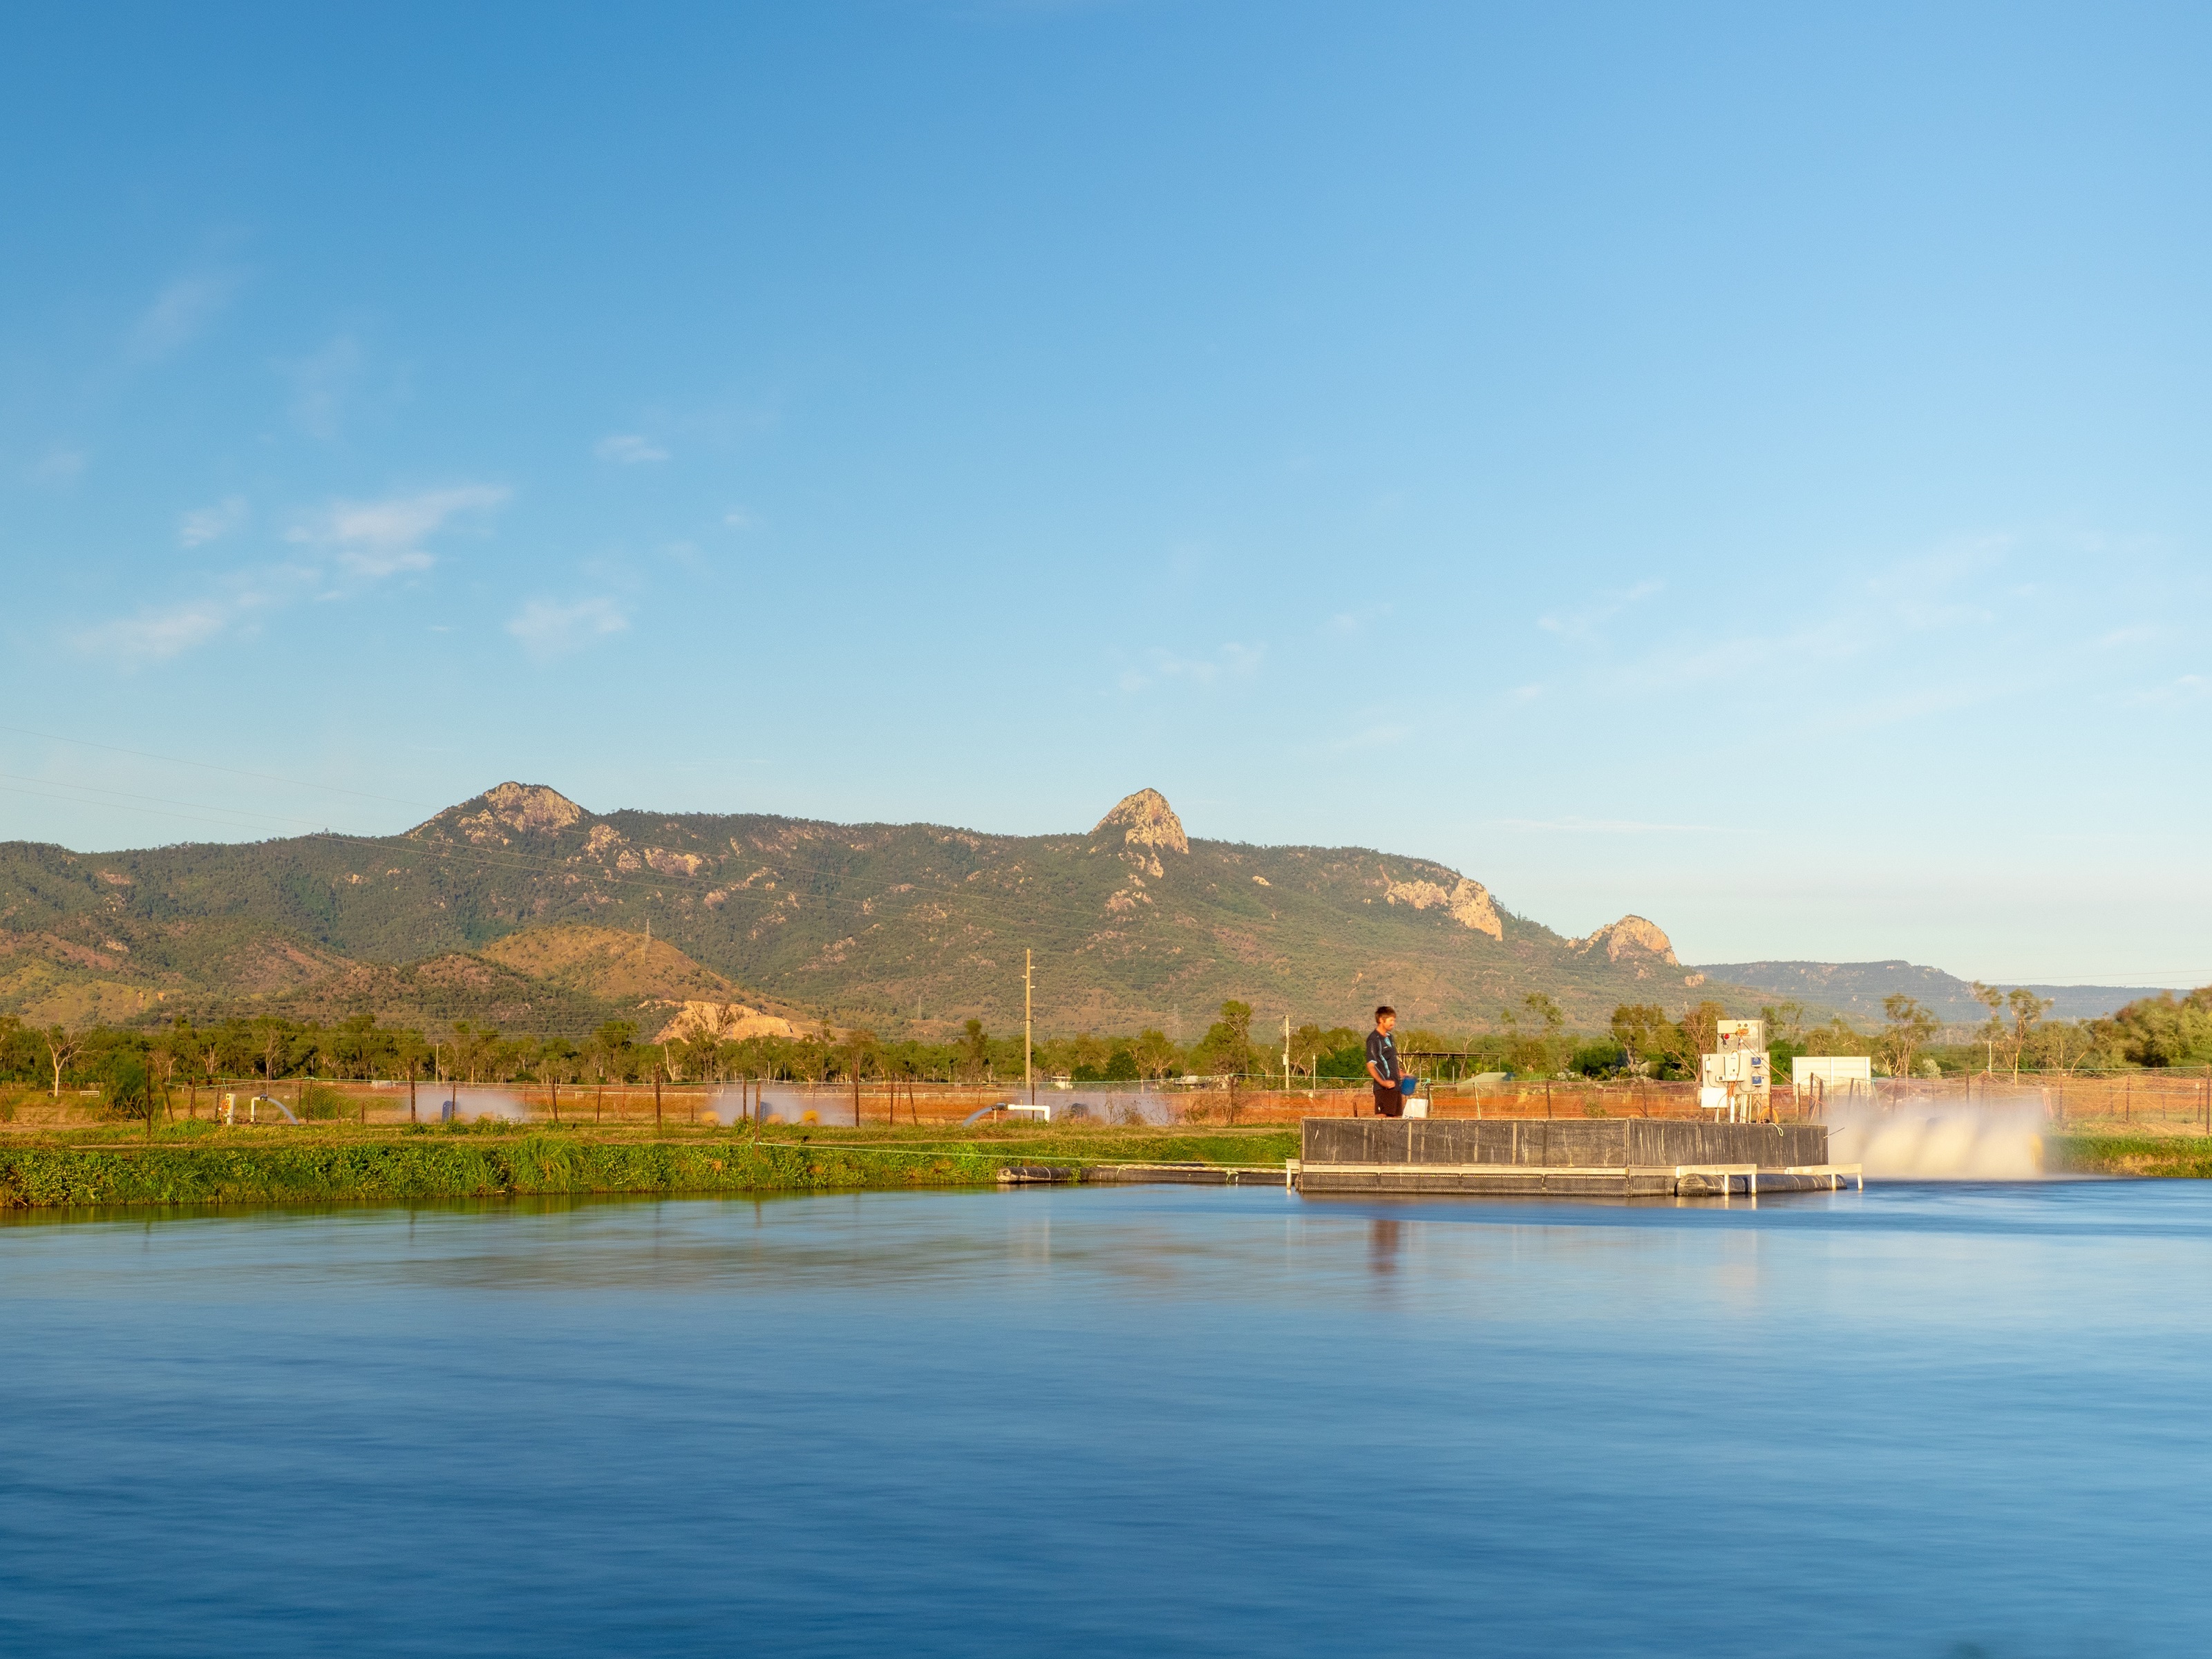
[4,2,2209,985]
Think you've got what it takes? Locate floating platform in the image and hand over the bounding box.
[1293,1118,1861,1198]
[1079,1162,1289,1187]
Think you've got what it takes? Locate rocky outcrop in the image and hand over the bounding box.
[652,1000,796,1046]
[1571,915,1679,966]
[1381,873,1504,939]
[411,781,587,846]
[1092,788,1189,855]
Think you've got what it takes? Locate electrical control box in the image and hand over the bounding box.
[1701,1020,1770,1119]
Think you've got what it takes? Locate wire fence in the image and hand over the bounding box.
[9,1068,2212,1132]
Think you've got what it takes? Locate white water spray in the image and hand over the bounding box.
[1822,1085,2048,1179]
[436,1087,529,1124]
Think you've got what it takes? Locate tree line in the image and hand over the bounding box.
[3,980,2204,1112]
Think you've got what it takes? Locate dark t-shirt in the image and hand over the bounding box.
[1365,1029,1399,1084]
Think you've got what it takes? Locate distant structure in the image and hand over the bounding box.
[1699,1018,1770,1121]
[1792,1054,1873,1111]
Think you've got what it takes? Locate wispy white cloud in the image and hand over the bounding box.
[287,484,508,578]
[179,496,249,548]
[72,486,491,666]
[71,581,284,664]
[596,433,669,464]
[2093,624,2161,650]
[281,334,363,439]
[723,506,759,531]
[129,271,239,361]
[2115,674,2209,708]
[75,600,233,661]
[1327,603,1393,638]
[507,596,630,659]
[1118,642,1265,692]
[1538,578,1663,641]
[28,446,86,485]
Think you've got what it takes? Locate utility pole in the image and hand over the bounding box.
[1283,1013,1292,1092]
[1025,949,1034,1107]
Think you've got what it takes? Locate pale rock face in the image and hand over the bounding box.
[652,1000,796,1046]
[1092,788,1189,855]
[1381,873,1504,939]
[478,781,585,834]
[1571,914,1680,966]
[419,781,589,845]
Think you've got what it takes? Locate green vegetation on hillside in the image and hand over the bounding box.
[0,782,1726,1036]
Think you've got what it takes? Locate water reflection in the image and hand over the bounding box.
[1368,1216,1402,1276]
[4,1183,2211,1658]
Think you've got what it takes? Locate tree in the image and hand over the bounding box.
[1758,1001,1807,1047]
[44,1025,83,1099]
[1499,996,1566,1077]
[158,1017,193,1114]
[1194,1001,1254,1077]
[683,1005,737,1083]
[2029,1019,2092,1074]
[103,1052,159,1140]
[253,1016,287,1084]
[146,1035,178,1124]
[838,1026,879,1083]
[1877,994,1940,1080]
[1659,1001,1726,1081]
[336,1013,379,1080]
[590,1021,636,1083]
[1133,1028,1180,1081]
[1609,1004,1668,1074]
[1970,982,2006,1074]
[957,1018,990,1083]
[2005,988,2052,1081]
[1065,1031,1109,1078]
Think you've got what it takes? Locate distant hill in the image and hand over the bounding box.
[0,781,1735,1035]
[1692,960,2173,1027]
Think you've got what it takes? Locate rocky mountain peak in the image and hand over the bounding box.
[1092,788,1188,855]
[1571,914,1679,966]
[410,782,588,846]
[478,782,586,833]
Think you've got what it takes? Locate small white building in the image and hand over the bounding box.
[1792,1055,1873,1101]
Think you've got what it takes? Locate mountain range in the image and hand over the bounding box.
[2,782,1718,1036]
[1690,961,2164,1027]
[0,781,2170,1039]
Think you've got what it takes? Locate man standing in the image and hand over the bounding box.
[1366,1005,1404,1117]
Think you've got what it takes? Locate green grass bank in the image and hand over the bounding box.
[7,1124,2197,1213]
[0,1121,1299,1212]
[2045,1133,2212,1178]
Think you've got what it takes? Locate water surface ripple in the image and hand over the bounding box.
[4,1182,2207,1656]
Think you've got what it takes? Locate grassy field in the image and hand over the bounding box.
[0,1119,1299,1212]
[2044,1133,2212,1178]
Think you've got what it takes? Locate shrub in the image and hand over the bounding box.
[103,1054,153,1121]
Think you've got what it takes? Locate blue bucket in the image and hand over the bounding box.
[1398,1074,1417,1097]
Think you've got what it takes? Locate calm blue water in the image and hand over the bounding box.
[5,1182,2210,1657]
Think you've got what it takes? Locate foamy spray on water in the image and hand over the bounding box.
[1822,1083,2047,1178]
